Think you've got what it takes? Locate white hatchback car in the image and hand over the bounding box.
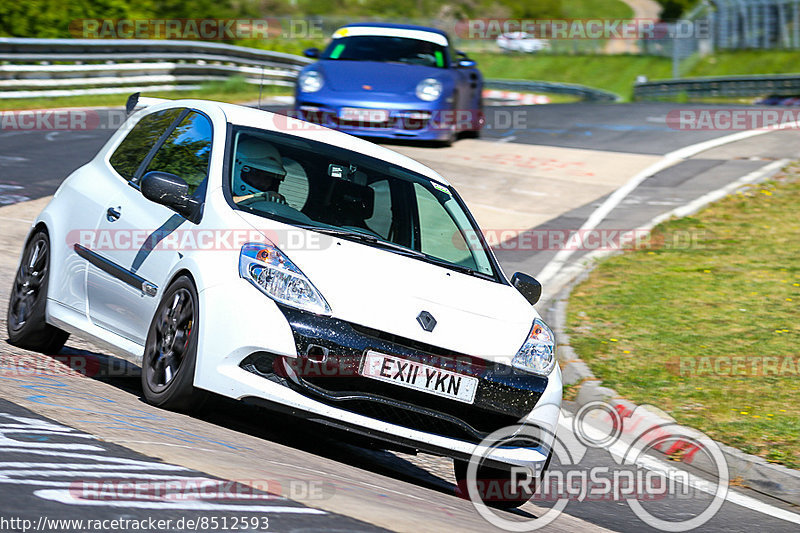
[496,32,551,53]
[7,96,561,506]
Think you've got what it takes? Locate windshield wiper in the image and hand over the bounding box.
[419,254,494,279]
[295,225,426,258]
[294,224,492,278]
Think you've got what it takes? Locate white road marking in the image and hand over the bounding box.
[0,463,193,472]
[34,489,325,513]
[536,123,799,286]
[0,448,189,468]
[0,413,320,514]
[512,188,548,197]
[540,159,788,301]
[0,428,97,439]
[470,202,541,217]
[0,472,219,487]
[0,437,101,451]
[0,476,220,487]
[557,415,800,525]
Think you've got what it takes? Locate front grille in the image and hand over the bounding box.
[332,118,393,129]
[317,398,519,442]
[240,351,522,442]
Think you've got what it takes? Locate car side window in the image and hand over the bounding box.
[109,108,183,182]
[144,111,213,196]
[413,182,491,274]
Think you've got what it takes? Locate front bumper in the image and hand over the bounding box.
[195,280,560,469]
[295,93,481,141]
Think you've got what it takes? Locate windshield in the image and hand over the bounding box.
[320,35,448,69]
[227,127,496,279]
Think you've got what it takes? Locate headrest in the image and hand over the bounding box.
[328,179,374,224]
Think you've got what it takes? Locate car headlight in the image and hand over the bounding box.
[298,71,324,93]
[512,318,556,376]
[416,78,442,101]
[239,242,331,315]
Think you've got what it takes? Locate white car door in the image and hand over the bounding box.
[85,108,213,345]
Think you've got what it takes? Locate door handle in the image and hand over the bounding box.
[106,207,121,222]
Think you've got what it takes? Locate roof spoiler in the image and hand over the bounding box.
[125,92,169,115]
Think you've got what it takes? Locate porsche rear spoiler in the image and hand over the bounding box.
[125,92,170,115]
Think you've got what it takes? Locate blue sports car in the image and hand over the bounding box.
[295,23,483,145]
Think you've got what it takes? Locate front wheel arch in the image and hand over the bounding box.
[140,274,207,412]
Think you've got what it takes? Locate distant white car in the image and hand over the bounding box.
[7,95,561,507]
[497,32,551,53]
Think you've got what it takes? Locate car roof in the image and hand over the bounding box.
[341,22,449,38]
[144,98,452,187]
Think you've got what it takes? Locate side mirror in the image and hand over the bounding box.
[511,272,542,306]
[303,47,320,59]
[125,92,140,115]
[458,59,477,68]
[140,171,201,223]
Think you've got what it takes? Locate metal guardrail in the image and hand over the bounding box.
[0,38,312,66]
[634,73,800,100]
[0,37,617,102]
[484,79,620,102]
[0,37,313,98]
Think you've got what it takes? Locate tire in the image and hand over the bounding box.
[7,229,69,354]
[141,275,206,412]
[462,98,484,139]
[454,459,536,510]
[437,123,457,147]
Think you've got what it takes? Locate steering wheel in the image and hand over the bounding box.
[240,191,286,206]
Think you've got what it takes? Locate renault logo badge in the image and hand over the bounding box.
[417,311,437,332]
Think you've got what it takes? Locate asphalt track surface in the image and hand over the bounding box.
[1,101,799,532]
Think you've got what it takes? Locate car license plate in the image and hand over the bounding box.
[360,351,478,404]
[339,107,389,123]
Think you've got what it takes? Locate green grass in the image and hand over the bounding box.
[0,77,291,111]
[474,53,673,99]
[688,50,800,78]
[566,164,800,469]
[561,0,634,19]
